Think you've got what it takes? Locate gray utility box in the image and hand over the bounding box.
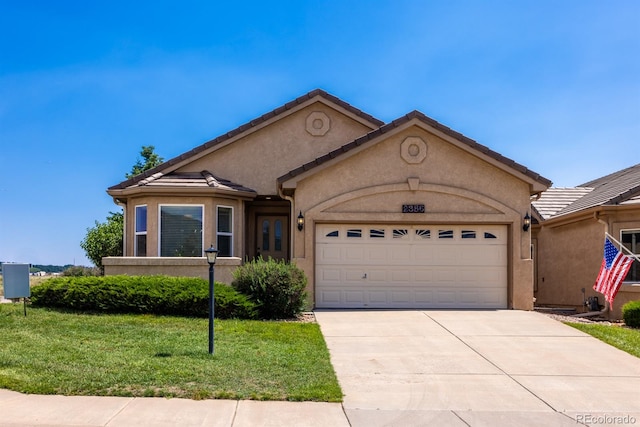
[2,263,31,298]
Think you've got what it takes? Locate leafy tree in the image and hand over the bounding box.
[126,145,164,179]
[80,212,124,273]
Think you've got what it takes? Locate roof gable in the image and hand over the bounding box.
[108,89,384,192]
[278,110,552,194]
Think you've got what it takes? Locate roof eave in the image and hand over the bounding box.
[107,186,257,200]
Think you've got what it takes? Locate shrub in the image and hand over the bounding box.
[622,300,640,328]
[30,275,257,319]
[232,257,308,319]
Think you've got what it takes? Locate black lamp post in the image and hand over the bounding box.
[204,245,218,354]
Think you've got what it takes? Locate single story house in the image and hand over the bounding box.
[105,89,551,310]
[532,163,640,319]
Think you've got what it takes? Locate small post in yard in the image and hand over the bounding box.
[204,245,218,354]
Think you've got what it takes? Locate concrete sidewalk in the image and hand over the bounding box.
[0,390,349,426]
[315,309,640,426]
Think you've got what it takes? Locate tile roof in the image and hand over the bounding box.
[554,163,640,216]
[278,110,552,188]
[128,170,256,193]
[531,187,594,220]
[533,163,640,219]
[108,89,385,191]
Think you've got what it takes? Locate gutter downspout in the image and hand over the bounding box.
[572,211,610,318]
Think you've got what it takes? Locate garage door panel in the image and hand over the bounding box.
[320,268,341,283]
[316,224,508,309]
[391,269,412,282]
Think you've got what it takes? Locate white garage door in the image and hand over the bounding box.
[315,224,508,309]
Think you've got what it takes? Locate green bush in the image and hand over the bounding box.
[622,300,640,328]
[232,257,308,319]
[30,275,257,319]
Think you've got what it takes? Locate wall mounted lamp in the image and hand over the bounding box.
[297,211,305,231]
[523,212,531,232]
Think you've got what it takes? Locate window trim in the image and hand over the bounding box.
[217,205,234,257]
[157,204,204,257]
[134,205,147,257]
[621,228,640,283]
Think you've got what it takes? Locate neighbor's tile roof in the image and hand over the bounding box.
[108,89,384,192]
[136,170,256,193]
[554,163,640,216]
[533,163,640,219]
[531,187,594,220]
[278,110,552,188]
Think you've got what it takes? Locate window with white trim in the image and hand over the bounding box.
[159,205,203,257]
[621,230,640,282]
[217,206,233,257]
[134,205,147,256]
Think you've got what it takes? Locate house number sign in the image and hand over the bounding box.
[402,204,425,213]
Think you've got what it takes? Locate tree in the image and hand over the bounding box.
[126,145,164,179]
[80,212,124,273]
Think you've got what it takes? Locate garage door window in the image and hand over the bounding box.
[462,230,476,239]
[484,232,497,239]
[347,229,362,238]
[439,230,454,239]
[393,229,408,238]
[416,229,431,239]
[326,230,339,237]
[370,229,385,238]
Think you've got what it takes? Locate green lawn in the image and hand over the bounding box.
[565,322,640,358]
[0,304,342,401]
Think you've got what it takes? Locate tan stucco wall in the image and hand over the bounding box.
[534,207,640,319]
[103,257,241,285]
[289,124,535,309]
[183,103,376,195]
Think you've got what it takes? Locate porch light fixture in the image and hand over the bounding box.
[523,213,531,232]
[204,245,218,354]
[297,211,305,231]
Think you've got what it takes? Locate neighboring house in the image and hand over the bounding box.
[532,164,640,319]
[105,89,551,310]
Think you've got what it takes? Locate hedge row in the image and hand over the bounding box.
[31,275,257,319]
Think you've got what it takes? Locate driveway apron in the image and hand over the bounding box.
[315,310,640,427]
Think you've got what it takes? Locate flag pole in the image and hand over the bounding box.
[605,232,640,262]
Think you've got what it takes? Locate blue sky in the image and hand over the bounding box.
[1,1,638,266]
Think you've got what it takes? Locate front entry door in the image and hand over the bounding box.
[256,215,288,261]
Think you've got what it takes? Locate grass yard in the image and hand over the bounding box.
[565,322,640,358]
[0,304,342,401]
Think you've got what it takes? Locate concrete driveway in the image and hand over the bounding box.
[315,310,640,427]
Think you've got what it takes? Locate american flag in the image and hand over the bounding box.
[593,237,634,308]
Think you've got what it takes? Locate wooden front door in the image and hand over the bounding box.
[256,215,288,260]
